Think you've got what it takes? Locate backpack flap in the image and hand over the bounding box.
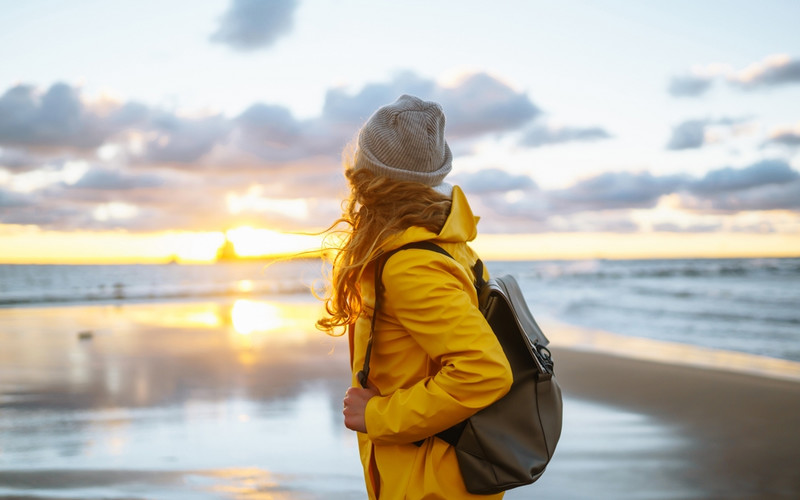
[479,275,555,378]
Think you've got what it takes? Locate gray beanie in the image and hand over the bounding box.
[355,94,453,188]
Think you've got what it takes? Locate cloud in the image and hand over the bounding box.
[140,113,231,164]
[683,160,800,213]
[322,71,538,138]
[666,119,707,150]
[764,126,800,147]
[549,171,686,211]
[668,75,714,97]
[1,74,538,169]
[233,71,539,163]
[653,222,723,233]
[70,167,167,190]
[210,0,298,51]
[520,125,611,147]
[437,73,540,138]
[457,159,800,233]
[0,148,40,172]
[0,74,541,233]
[322,72,436,125]
[666,117,749,150]
[0,83,138,151]
[670,55,800,97]
[729,54,800,89]
[694,181,800,212]
[452,168,537,194]
[688,159,799,194]
[0,187,34,208]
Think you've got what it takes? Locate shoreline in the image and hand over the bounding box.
[541,315,800,382]
[2,297,798,382]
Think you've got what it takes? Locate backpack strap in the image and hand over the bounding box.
[356,241,483,448]
[356,242,454,388]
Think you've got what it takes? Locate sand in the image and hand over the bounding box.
[535,347,800,499]
[0,299,798,499]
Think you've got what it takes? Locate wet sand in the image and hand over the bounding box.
[1,298,799,499]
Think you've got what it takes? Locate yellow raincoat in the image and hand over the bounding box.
[351,186,513,499]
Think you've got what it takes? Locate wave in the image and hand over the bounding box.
[0,281,313,307]
[510,257,800,281]
[562,298,800,327]
[0,261,321,308]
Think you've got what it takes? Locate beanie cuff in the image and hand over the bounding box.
[355,142,453,186]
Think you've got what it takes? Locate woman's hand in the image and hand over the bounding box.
[343,385,379,433]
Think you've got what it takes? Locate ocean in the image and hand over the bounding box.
[1,257,799,363]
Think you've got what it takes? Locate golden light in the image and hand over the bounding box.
[225,226,323,257]
[230,299,283,335]
[122,303,223,329]
[236,280,254,293]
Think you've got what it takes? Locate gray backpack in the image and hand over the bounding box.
[358,241,563,494]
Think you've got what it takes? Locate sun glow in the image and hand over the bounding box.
[225,226,322,257]
[230,300,283,335]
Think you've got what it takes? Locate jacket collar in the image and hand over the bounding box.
[379,185,479,253]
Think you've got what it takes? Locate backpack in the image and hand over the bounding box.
[357,241,563,495]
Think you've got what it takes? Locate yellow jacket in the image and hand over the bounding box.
[351,186,513,499]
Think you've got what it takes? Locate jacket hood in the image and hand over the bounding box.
[379,185,479,253]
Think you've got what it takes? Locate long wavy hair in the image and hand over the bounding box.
[317,166,451,335]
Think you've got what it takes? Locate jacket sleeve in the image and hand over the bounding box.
[364,249,513,444]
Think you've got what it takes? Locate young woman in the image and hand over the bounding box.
[318,95,513,499]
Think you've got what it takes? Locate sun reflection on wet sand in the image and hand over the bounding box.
[0,297,365,498]
[231,299,283,334]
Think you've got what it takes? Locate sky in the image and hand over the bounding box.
[1,0,799,262]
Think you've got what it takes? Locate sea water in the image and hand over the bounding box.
[1,257,798,362]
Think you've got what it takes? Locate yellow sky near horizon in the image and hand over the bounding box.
[1,226,798,264]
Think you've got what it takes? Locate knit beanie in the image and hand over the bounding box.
[355,95,453,190]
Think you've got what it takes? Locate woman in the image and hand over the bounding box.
[318,95,513,499]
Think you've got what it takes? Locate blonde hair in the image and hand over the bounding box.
[317,167,451,335]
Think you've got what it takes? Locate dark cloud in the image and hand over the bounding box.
[730,221,777,234]
[653,222,723,233]
[1,74,538,169]
[141,113,231,164]
[452,169,536,194]
[233,71,539,163]
[688,159,799,194]
[0,83,131,151]
[671,55,800,97]
[210,0,298,51]
[668,75,714,97]
[452,160,800,234]
[70,167,166,190]
[550,171,686,211]
[520,125,611,147]
[237,104,302,146]
[322,72,436,125]
[0,187,34,208]
[765,131,800,147]
[437,73,539,138]
[665,117,748,150]
[696,180,800,212]
[0,148,39,172]
[666,119,707,150]
[730,55,800,89]
[323,71,538,138]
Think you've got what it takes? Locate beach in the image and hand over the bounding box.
[1,297,799,499]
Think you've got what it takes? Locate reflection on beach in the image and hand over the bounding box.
[0,297,365,498]
[3,298,797,498]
